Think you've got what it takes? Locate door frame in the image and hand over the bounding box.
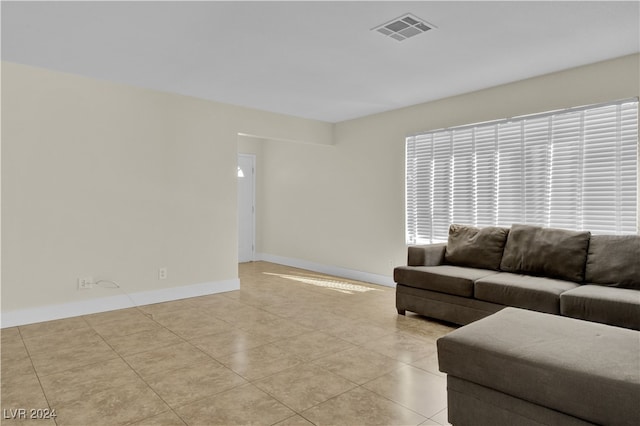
[238,153,256,262]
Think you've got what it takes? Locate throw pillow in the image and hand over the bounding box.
[500,224,590,283]
[445,224,510,270]
[585,235,640,289]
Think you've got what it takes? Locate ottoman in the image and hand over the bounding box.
[437,307,640,426]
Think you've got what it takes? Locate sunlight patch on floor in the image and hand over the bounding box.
[263,272,381,294]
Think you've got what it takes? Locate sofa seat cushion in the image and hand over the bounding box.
[561,285,640,330]
[393,265,498,297]
[475,272,579,314]
[437,308,640,426]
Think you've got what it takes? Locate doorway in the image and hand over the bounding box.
[238,154,256,263]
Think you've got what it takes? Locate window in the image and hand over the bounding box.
[406,99,639,244]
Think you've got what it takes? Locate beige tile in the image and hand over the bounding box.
[429,408,451,425]
[283,309,352,330]
[272,330,355,361]
[366,309,417,331]
[145,359,246,407]
[398,316,457,341]
[0,414,57,425]
[105,327,183,356]
[1,338,29,362]
[1,354,35,379]
[186,295,247,315]
[83,307,150,326]
[363,365,447,418]
[216,306,283,328]
[192,293,238,305]
[260,301,321,322]
[139,299,198,317]
[363,331,438,363]
[22,328,102,355]
[237,318,312,341]
[1,373,49,413]
[151,309,235,340]
[301,386,427,426]
[217,343,305,381]
[223,288,291,309]
[312,346,405,384]
[88,315,162,338]
[281,291,335,308]
[39,358,141,406]
[0,372,57,423]
[0,262,451,425]
[175,383,294,426]
[131,410,186,425]
[411,352,446,377]
[54,380,169,426]
[30,339,118,376]
[18,316,89,340]
[321,319,394,345]
[124,342,212,379]
[273,414,316,426]
[254,364,357,412]
[1,327,22,342]
[190,328,276,359]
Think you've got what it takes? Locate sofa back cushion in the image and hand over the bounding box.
[500,224,590,283]
[585,235,640,289]
[445,224,509,270]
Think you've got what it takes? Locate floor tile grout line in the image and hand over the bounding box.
[290,380,432,425]
[15,325,60,426]
[24,333,125,378]
[4,262,452,426]
[199,327,367,418]
[356,365,448,422]
[429,407,451,426]
[88,318,205,426]
[156,381,263,421]
[18,320,97,354]
[248,360,371,418]
[88,294,304,425]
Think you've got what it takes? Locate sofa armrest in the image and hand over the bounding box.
[408,243,447,266]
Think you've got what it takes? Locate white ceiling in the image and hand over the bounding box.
[2,1,639,123]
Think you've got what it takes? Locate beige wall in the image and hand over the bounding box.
[257,54,640,277]
[1,62,331,315]
[2,54,638,319]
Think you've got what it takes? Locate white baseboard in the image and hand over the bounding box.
[1,279,240,328]
[256,253,395,288]
[2,257,394,328]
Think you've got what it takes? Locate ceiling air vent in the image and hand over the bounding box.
[372,13,436,41]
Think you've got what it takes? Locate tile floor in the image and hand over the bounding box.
[1,261,455,425]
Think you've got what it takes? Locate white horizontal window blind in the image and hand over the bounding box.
[406,99,639,244]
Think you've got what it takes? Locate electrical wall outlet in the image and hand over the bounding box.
[78,276,93,289]
[159,267,167,280]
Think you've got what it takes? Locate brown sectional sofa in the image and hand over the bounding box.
[395,224,640,425]
[394,223,640,330]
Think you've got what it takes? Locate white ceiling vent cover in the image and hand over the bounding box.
[372,13,436,41]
